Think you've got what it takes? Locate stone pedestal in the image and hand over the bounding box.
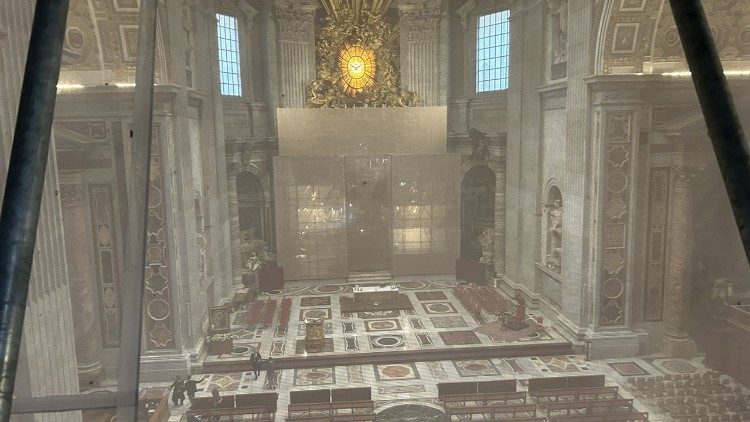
[662,165,699,358]
[304,318,326,353]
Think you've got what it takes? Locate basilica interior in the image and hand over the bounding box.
[2,0,750,421]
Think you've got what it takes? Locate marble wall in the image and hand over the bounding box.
[1,0,81,420]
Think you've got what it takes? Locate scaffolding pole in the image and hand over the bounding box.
[115,0,158,420]
[668,0,750,265]
[0,0,70,419]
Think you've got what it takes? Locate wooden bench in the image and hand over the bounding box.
[550,411,649,421]
[187,393,277,421]
[530,386,620,402]
[442,391,527,407]
[541,398,634,416]
[445,403,538,420]
[287,401,375,421]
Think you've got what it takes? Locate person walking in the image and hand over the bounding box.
[169,375,185,407]
[250,349,262,380]
[266,357,275,378]
[184,374,208,406]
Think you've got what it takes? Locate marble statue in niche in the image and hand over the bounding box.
[478,226,494,265]
[241,227,276,282]
[544,189,563,273]
[549,0,568,64]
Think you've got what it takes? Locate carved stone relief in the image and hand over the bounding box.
[644,167,669,321]
[599,112,635,326]
[547,0,568,80]
[89,184,122,348]
[143,126,176,350]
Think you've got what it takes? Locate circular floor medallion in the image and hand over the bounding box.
[369,320,398,330]
[464,363,490,372]
[376,404,444,422]
[381,365,411,378]
[662,360,698,374]
[302,371,329,381]
[312,285,346,294]
[303,309,327,319]
[373,335,404,347]
[232,346,249,355]
[425,303,453,313]
[397,281,428,290]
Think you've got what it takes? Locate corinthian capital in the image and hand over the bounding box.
[274,1,317,42]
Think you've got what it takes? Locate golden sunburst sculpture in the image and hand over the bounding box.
[307,0,420,107]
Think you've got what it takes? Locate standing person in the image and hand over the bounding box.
[250,349,262,380]
[266,357,275,379]
[169,375,185,407]
[184,374,208,406]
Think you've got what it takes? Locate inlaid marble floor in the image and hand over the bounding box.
[204,279,565,366]
[142,356,750,421]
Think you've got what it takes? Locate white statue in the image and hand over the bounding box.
[545,198,563,273]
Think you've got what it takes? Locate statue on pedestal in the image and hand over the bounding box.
[545,198,563,273]
[240,227,276,287]
[304,318,326,353]
[505,295,528,331]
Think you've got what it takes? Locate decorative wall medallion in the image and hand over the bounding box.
[607,173,629,193]
[604,223,626,249]
[142,128,175,349]
[147,298,171,321]
[605,197,627,220]
[603,252,625,275]
[644,167,670,321]
[603,278,625,299]
[607,145,631,168]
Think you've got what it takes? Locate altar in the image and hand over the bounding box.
[340,284,413,313]
[353,285,399,306]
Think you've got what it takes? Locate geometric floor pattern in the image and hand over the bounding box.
[204,279,564,366]
[140,355,749,421]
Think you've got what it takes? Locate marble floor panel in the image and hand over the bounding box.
[143,356,750,422]
[203,280,567,366]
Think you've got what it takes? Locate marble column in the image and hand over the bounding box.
[662,165,699,358]
[274,1,317,108]
[60,182,105,387]
[398,0,442,106]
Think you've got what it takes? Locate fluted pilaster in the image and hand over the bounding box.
[662,165,700,358]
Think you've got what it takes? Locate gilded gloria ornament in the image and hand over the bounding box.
[307,0,419,107]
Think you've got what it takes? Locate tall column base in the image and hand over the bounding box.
[77,361,105,388]
[585,330,640,359]
[663,331,697,358]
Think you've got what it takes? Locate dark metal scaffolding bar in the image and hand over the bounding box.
[115,0,158,420]
[668,0,750,264]
[0,0,70,419]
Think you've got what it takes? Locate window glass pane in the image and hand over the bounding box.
[216,13,242,96]
[476,9,510,93]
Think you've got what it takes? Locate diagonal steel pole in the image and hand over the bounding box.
[0,0,70,419]
[115,0,158,420]
[667,0,750,265]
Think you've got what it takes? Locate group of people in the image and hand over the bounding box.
[168,349,274,408]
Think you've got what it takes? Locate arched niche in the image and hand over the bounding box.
[460,164,496,261]
[543,184,563,274]
[236,171,266,241]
